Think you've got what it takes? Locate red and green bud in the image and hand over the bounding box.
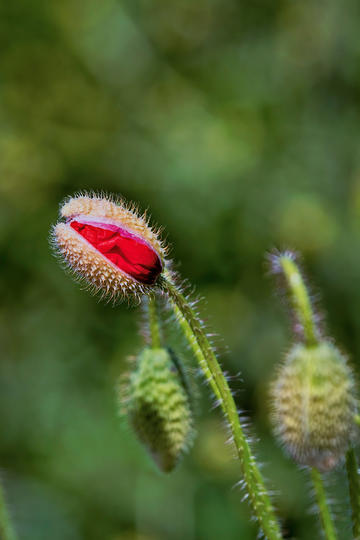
[51,194,166,301]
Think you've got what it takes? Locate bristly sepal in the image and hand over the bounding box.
[271,340,357,471]
[120,347,195,473]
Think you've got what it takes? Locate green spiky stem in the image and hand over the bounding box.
[0,480,16,540]
[346,448,360,539]
[310,468,337,540]
[147,295,162,349]
[160,273,282,540]
[278,255,319,346]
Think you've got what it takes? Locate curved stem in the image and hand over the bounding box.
[310,468,337,540]
[346,448,360,539]
[278,254,319,346]
[147,295,162,349]
[160,274,282,540]
[0,480,17,540]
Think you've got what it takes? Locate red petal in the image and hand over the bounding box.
[70,221,162,285]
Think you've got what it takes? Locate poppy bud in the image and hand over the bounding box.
[271,341,357,471]
[121,348,195,473]
[51,194,165,301]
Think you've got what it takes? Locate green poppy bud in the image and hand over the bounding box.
[272,341,357,471]
[122,348,195,473]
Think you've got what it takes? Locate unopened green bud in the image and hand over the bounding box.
[272,341,357,471]
[122,347,195,473]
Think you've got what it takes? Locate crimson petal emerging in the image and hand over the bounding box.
[70,220,162,285]
[51,194,166,301]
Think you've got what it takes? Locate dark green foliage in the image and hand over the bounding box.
[2,0,360,538]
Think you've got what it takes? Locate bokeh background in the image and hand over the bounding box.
[1,1,360,538]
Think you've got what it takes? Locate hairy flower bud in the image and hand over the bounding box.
[121,348,195,473]
[51,193,166,301]
[271,342,357,471]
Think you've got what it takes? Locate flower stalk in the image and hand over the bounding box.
[160,272,282,540]
[310,468,337,540]
[276,253,319,346]
[147,295,162,349]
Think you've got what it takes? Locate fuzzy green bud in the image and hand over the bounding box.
[272,341,357,471]
[122,347,195,473]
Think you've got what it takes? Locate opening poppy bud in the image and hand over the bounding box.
[121,348,195,473]
[51,194,166,301]
[271,342,357,471]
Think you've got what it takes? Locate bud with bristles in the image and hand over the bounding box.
[269,251,358,471]
[121,348,195,473]
[51,193,166,302]
[272,341,357,472]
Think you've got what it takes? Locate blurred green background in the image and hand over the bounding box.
[1,0,360,538]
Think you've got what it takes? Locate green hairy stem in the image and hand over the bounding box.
[310,468,337,540]
[147,295,162,349]
[278,255,319,346]
[160,273,282,540]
